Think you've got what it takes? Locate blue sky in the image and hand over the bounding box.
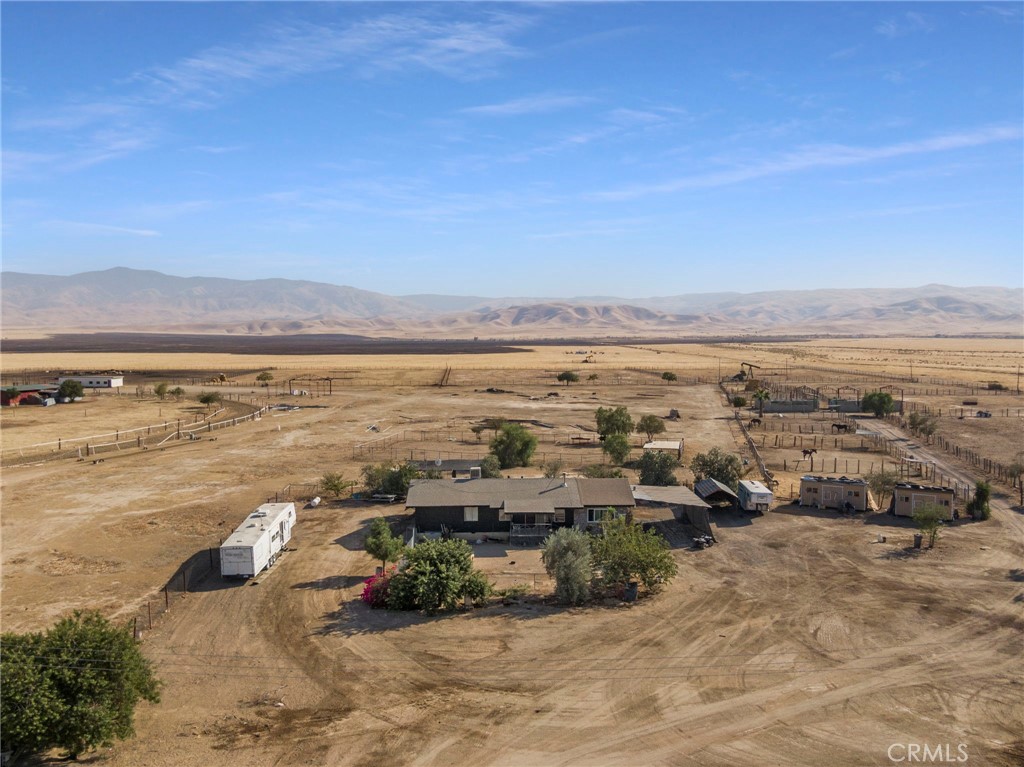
[3,2,1022,297]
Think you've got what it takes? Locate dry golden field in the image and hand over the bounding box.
[1,337,1022,766]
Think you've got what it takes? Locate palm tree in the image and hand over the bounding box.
[753,389,770,418]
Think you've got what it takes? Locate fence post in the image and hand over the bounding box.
[148,601,153,629]
[165,587,169,609]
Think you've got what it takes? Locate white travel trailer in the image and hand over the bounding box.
[220,503,296,578]
[737,480,773,513]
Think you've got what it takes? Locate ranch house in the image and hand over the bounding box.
[405,477,635,544]
[890,483,955,520]
[799,475,870,511]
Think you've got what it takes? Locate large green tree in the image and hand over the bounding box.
[602,433,632,465]
[489,423,538,468]
[591,515,677,593]
[387,539,481,613]
[966,481,992,520]
[752,388,770,417]
[542,528,593,605]
[479,454,503,478]
[364,517,406,571]
[862,391,895,417]
[1,611,160,760]
[320,471,350,498]
[153,382,169,400]
[361,462,420,497]
[690,447,743,490]
[57,380,84,400]
[636,414,666,442]
[637,451,680,486]
[595,406,634,438]
[556,371,579,386]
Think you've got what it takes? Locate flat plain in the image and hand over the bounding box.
[1,337,1022,766]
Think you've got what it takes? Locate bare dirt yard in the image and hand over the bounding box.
[2,339,1022,766]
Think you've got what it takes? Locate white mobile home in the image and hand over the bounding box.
[737,480,773,513]
[220,503,296,578]
[57,375,124,389]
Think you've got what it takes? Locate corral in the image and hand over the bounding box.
[1,338,1023,766]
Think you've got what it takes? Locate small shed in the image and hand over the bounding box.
[642,439,684,459]
[799,475,869,511]
[1,385,60,406]
[631,484,713,538]
[694,478,738,509]
[409,459,481,478]
[890,483,955,520]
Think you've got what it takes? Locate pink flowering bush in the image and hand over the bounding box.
[360,568,394,608]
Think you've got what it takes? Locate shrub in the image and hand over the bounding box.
[489,423,538,468]
[637,451,680,486]
[731,395,747,408]
[462,570,493,607]
[542,528,593,605]
[360,571,392,608]
[591,516,677,593]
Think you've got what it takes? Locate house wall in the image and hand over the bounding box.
[799,480,868,510]
[893,490,954,520]
[413,505,505,533]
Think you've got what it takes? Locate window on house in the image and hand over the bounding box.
[464,507,478,522]
[588,508,615,523]
[554,510,565,523]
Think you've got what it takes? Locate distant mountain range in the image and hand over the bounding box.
[2,268,1021,338]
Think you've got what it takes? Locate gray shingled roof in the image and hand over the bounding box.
[406,477,634,510]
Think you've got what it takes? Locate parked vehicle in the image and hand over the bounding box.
[220,503,296,578]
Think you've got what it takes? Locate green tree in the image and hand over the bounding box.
[907,411,939,437]
[153,382,169,400]
[752,388,770,417]
[256,371,274,383]
[361,462,420,497]
[542,528,593,605]
[587,373,599,382]
[912,503,944,548]
[1,611,160,760]
[865,468,899,511]
[5,386,21,403]
[595,406,634,438]
[591,515,677,593]
[542,458,564,479]
[479,454,503,478]
[197,391,221,408]
[1007,452,1024,507]
[57,380,84,400]
[581,464,624,479]
[557,371,580,386]
[731,395,747,408]
[363,517,406,571]
[320,471,350,498]
[388,538,477,613]
[661,371,677,382]
[489,423,538,468]
[862,391,895,417]
[966,481,992,520]
[637,451,680,486]
[168,387,185,401]
[602,433,631,465]
[690,447,742,490]
[636,414,666,442]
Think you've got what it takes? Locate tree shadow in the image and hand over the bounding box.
[1008,569,1024,583]
[291,575,367,590]
[880,546,924,560]
[861,511,918,528]
[334,512,411,551]
[313,596,552,637]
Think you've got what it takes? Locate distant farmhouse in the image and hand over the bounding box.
[57,374,124,389]
[406,477,635,545]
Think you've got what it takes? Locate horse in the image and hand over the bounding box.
[831,423,851,433]
[748,417,762,427]
[801,448,817,460]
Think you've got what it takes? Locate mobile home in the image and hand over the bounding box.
[737,480,773,513]
[890,483,955,520]
[220,503,296,578]
[799,476,869,512]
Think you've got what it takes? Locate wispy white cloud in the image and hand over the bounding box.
[47,220,161,237]
[828,45,861,61]
[587,125,1021,201]
[875,11,934,38]
[189,145,245,154]
[461,93,594,116]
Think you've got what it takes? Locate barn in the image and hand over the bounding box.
[1,385,59,406]
[631,484,713,538]
[694,478,738,509]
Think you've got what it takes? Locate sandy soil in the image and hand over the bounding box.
[2,341,1023,766]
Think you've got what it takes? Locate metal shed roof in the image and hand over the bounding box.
[694,478,738,500]
[631,485,710,508]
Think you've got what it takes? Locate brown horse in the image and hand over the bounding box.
[749,417,762,427]
[831,423,851,433]
[801,448,817,460]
